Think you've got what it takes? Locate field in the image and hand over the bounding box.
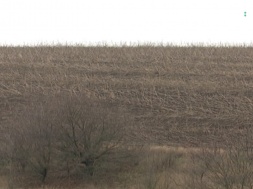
[1,45,253,188]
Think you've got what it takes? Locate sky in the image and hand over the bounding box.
[0,0,252,46]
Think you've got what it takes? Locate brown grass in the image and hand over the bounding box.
[1,45,253,188]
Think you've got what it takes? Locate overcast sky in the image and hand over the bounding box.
[0,0,252,46]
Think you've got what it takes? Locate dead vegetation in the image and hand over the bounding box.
[1,45,253,188]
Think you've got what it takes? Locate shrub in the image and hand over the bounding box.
[56,95,136,177]
[193,132,253,189]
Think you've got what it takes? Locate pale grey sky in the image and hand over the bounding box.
[0,0,252,46]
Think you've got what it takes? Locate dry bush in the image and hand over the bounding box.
[190,130,253,189]
[136,147,183,189]
[54,95,141,179]
[2,95,66,188]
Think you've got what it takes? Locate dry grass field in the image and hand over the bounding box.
[1,45,253,188]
